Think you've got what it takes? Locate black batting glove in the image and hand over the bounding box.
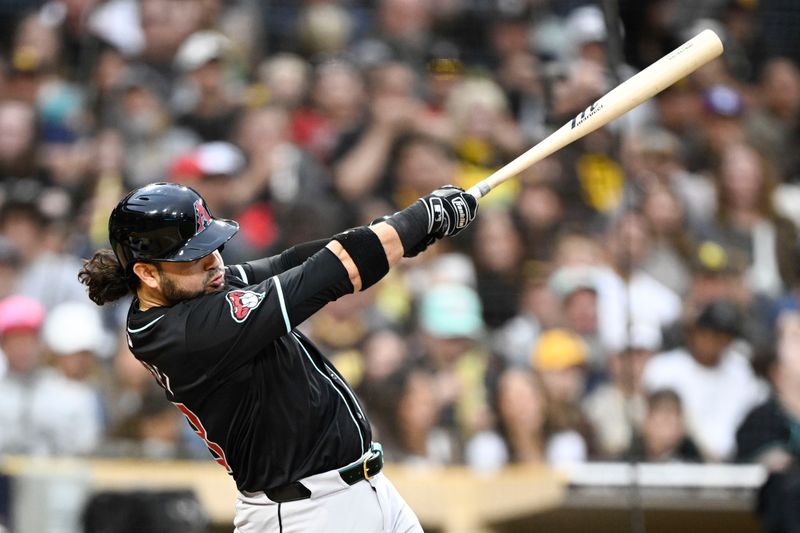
[380,185,479,258]
[423,185,479,238]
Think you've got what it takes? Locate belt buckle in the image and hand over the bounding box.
[362,456,373,480]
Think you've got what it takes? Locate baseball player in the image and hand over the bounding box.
[79,182,477,532]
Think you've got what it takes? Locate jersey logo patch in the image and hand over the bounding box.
[226,289,265,323]
[194,199,213,233]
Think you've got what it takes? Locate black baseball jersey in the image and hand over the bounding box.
[125,244,373,492]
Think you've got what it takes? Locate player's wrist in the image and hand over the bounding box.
[383,200,431,257]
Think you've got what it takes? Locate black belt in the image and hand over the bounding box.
[265,444,384,503]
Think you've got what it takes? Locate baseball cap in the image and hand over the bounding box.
[548,266,597,299]
[691,240,741,275]
[169,142,245,181]
[175,31,230,72]
[115,64,170,103]
[0,295,45,336]
[532,329,588,371]
[566,5,607,46]
[420,284,483,339]
[426,41,464,80]
[703,85,745,117]
[42,301,107,356]
[694,300,741,337]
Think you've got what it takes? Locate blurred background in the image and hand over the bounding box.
[0,0,799,532]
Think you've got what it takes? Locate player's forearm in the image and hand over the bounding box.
[244,238,330,282]
[287,238,332,265]
[368,222,403,267]
[325,186,478,291]
[326,240,363,292]
[326,221,404,293]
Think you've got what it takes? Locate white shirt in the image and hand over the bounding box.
[0,369,103,455]
[642,347,766,461]
[595,268,682,353]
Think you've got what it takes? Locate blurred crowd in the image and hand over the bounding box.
[1,0,800,483]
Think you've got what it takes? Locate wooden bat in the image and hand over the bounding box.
[466,29,724,200]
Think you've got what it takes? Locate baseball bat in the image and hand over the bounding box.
[466,29,724,200]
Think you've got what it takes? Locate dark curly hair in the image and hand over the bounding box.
[78,249,138,305]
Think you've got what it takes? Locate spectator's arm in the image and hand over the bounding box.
[334,95,418,201]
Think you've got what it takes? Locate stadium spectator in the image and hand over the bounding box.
[292,59,365,164]
[416,284,492,442]
[1,192,86,309]
[583,323,662,459]
[168,141,244,216]
[471,209,526,329]
[737,311,800,533]
[491,267,561,368]
[737,311,800,467]
[333,60,425,203]
[256,53,310,111]
[0,296,100,455]
[375,365,456,465]
[466,367,571,470]
[547,266,604,372]
[746,58,800,183]
[623,127,715,229]
[531,329,592,463]
[0,99,37,179]
[628,389,702,462]
[513,178,566,263]
[173,31,243,142]
[39,301,106,450]
[385,133,458,211]
[701,141,799,297]
[638,183,694,295]
[644,299,766,460]
[108,64,199,188]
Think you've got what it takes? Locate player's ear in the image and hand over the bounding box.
[132,262,161,290]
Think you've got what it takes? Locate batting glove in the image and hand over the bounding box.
[378,185,479,258]
[422,185,479,238]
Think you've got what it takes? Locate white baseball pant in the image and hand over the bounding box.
[233,464,422,532]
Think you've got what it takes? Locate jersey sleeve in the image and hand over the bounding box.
[184,247,353,374]
[226,238,330,285]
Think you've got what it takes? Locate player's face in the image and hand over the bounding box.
[154,250,225,305]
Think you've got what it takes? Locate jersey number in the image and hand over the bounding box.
[175,403,233,474]
[140,361,173,395]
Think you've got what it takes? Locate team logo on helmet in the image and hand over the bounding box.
[226,289,265,323]
[194,199,213,234]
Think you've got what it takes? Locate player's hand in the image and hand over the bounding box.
[375,185,478,258]
[420,185,479,238]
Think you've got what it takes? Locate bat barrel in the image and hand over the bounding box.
[467,29,723,200]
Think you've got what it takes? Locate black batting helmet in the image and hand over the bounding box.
[109,183,238,271]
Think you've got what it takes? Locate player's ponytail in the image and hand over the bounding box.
[78,249,137,305]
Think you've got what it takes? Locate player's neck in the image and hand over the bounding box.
[136,287,169,311]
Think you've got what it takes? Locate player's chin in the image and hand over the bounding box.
[205,283,226,294]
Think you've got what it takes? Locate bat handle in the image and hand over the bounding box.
[466,181,492,201]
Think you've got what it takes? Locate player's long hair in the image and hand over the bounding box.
[78,249,138,305]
